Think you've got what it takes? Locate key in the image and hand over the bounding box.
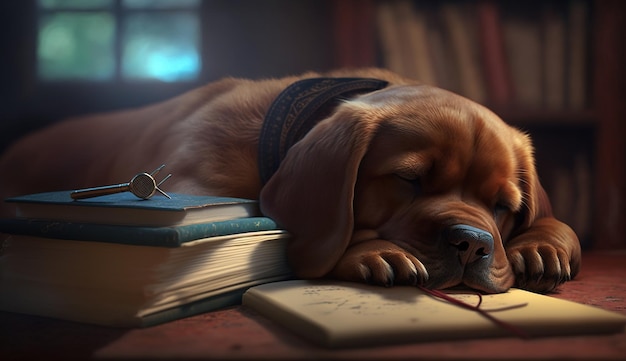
[70,164,172,200]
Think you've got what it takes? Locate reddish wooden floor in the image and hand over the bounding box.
[2,251,626,360]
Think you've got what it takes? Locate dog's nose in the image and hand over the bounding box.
[446,225,494,265]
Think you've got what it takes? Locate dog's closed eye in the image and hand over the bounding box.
[394,174,422,196]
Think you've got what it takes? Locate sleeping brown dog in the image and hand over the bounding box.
[0,68,580,294]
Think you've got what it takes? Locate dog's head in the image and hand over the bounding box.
[260,85,553,293]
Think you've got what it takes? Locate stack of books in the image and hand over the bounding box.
[0,191,292,327]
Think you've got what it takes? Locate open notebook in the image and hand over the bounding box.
[243,280,626,348]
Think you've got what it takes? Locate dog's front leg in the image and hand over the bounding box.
[505,218,582,293]
[329,239,428,287]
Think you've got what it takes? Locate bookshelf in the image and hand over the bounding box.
[332,0,625,249]
[592,0,626,250]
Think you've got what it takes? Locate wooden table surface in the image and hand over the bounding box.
[2,251,626,360]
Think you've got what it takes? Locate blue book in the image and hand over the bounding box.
[4,191,260,227]
[0,217,281,247]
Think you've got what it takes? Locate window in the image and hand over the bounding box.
[37,0,201,82]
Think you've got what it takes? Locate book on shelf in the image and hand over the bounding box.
[372,1,590,110]
[501,8,543,108]
[332,0,376,69]
[546,154,592,248]
[566,0,589,110]
[476,0,514,106]
[394,0,438,86]
[376,1,406,77]
[439,2,487,104]
[243,280,626,348]
[4,191,260,227]
[542,2,567,110]
[0,191,292,327]
[427,8,461,95]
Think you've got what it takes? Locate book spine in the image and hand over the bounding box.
[376,1,406,76]
[566,0,588,110]
[395,0,438,85]
[477,1,514,106]
[332,0,376,68]
[542,2,566,109]
[440,2,487,104]
[0,217,281,247]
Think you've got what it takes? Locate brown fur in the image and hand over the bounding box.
[0,68,581,293]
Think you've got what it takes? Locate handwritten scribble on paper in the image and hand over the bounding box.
[299,285,427,318]
[298,284,524,319]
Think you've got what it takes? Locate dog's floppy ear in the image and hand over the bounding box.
[507,132,582,286]
[512,134,554,233]
[260,104,378,278]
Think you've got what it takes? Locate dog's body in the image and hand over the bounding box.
[0,68,581,294]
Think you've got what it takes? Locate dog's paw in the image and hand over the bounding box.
[330,240,428,287]
[506,243,575,293]
[505,218,581,293]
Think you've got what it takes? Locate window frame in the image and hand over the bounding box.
[23,0,208,120]
[37,0,203,84]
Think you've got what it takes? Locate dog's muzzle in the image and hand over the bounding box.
[445,225,494,266]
